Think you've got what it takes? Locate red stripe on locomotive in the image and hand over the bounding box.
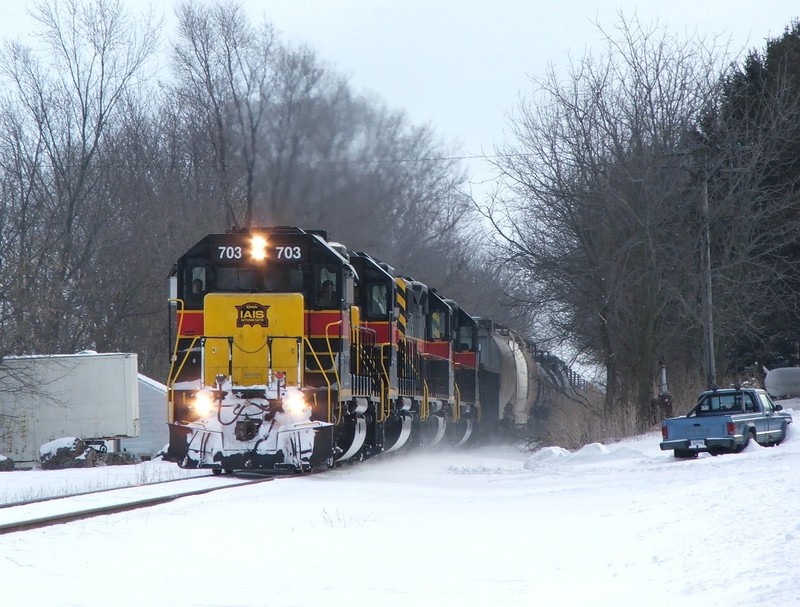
[424,341,451,359]
[453,351,478,368]
[307,310,346,337]
[362,321,393,343]
[177,311,203,336]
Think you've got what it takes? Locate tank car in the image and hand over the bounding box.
[165,226,480,473]
[474,319,540,437]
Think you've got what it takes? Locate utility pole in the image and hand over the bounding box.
[700,176,716,388]
[657,359,673,418]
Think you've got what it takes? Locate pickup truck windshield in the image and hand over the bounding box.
[693,392,756,416]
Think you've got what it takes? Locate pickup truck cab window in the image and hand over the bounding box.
[757,392,774,413]
[695,393,747,415]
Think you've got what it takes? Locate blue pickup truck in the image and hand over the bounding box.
[659,386,792,458]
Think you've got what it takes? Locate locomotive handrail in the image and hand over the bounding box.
[376,382,386,423]
[168,336,211,390]
[324,321,343,391]
[453,384,461,421]
[379,343,393,393]
[198,336,235,386]
[167,335,203,416]
[167,297,188,395]
[301,336,334,423]
[419,351,449,360]
[369,356,390,424]
[351,323,360,380]
[265,335,304,389]
[377,343,394,422]
[398,334,425,399]
[351,324,378,398]
[420,382,430,422]
[167,302,235,415]
[170,328,339,424]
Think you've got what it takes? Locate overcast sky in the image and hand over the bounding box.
[248,0,800,193]
[0,0,798,194]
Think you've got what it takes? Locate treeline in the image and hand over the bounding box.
[492,16,800,431]
[0,0,514,379]
[4,1,800,439]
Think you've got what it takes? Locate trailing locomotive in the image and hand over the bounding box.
[165,226,570,473]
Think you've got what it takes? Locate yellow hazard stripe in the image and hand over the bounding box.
[396,278,407,332]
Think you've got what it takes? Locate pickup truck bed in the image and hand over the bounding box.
[660,387,792,458]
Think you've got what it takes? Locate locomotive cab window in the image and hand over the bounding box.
[367,283,389,317]
[217,267,258,291]
[457,326,474,351]
[184,267,210,307]
[429,310,447,340]
[316,267,338,307]
[263,266,303,292]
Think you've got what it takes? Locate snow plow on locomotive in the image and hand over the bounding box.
[165,226,576,473]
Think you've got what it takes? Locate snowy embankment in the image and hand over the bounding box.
[0,401,798,607]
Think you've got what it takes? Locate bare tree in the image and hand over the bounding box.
[490,15,731,427]
[172,0,275,229]
[0,0,158,354]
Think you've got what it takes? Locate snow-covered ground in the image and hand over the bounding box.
[1,401,799,607]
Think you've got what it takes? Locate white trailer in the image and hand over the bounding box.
[0,352,140,465]
[120,374,168,460]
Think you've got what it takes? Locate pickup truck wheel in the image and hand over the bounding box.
[741,429,757,452]
[673,449,697,459]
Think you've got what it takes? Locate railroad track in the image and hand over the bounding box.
[0,472,220,510]
[0,474,275,535]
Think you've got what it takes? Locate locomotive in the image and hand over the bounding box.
[165,226,567,473]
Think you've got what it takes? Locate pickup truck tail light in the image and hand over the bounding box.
[661,424,668,440]
[727,421,736,435]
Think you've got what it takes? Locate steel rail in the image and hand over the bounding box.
[0,473,219,510]
[0,475,274,536]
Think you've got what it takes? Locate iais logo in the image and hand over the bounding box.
[235,302,270,327]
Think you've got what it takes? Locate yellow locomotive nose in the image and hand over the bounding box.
[202,293,305,387]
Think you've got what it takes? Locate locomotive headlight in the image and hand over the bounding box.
[192,391,215,418]
[251,235,268,261]
[283,389,308,417]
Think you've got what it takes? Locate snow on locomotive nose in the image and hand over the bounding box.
[174,373,331,473]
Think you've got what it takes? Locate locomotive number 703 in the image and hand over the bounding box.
[218,246,243,259]
[276,246,302,260]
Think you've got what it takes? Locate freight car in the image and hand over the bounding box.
[165,226,572,473]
